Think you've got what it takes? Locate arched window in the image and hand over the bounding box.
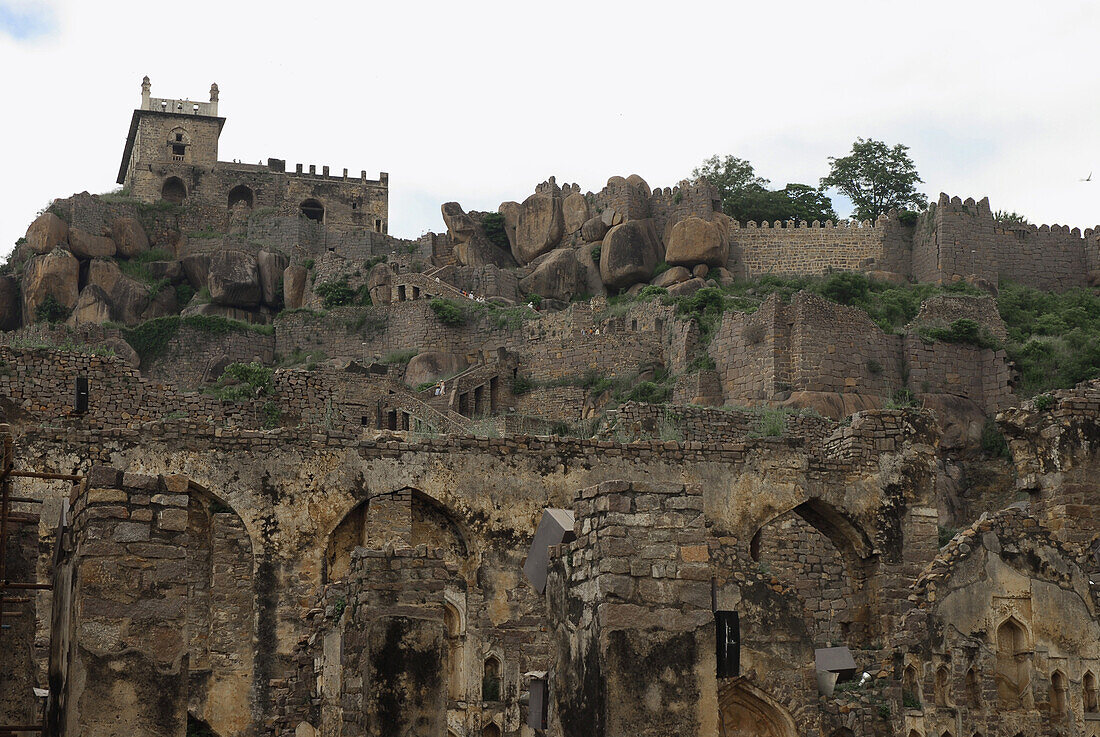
[1050,670,1067,719]
[167,127,191,160]
[228,185,254,211]
[482,655,502,702]
[965,667,980,708]
[482,725,500,737]
[903,664,922,708]
[300,198,324,223]
[996,618,1030,708]
[162,176,187,204]
[907,730,922,737]
[935,665,950,706]
[444,601,464,701]
[1086,671,1099,712]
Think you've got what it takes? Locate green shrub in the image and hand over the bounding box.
[637,285,668,300]
[314,279,357,308]
[866,358,883,375]
[590,245,601,264]
[382,349,417,365]
[481,212,509,251]
[652,261,671,277]
[818,271,870,305]
[175,283,195,306]
[919,318,1001,350]
[687,352,716,372]
[525,293,543,308]
[1033,394,1054,411]
[302,259,315,271]
[35,295,70,323]
[896,210,919,226]
[208,361,274,401]
[123,315,272,365]
[512,375,534,395]
[754,408,787,437]
[626,381,670,404]
[980,419,1010,458]
[429,298,466,326]
[886,388,919,408]
[937,524,958,548]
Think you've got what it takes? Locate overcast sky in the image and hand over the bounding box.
[1,0,1098,256]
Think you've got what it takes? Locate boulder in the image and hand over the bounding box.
[208,251,261,307]
[110,217,149,258]
[866,270,908,286]
[667,277,707,297]
[562,193,589,236]
[626,174,651,198]
[599,219,661,289]
[0,276,20,331]
[86,260,152,325]
[780,391,882,420]
[513,193,564,264]
[652,266,691,288]
[519,248,586,302]
[67,227,116,259]
[498,201,521,251]
[441,202,478,243]
[964,273,998,296]
[711,266,736,287]
[580,216,608,243]
[600,208,623,228]
[257,250,289,307]
[102,337,140,369]
[140,286,178,321]
[67,285,112,326]
[181,253,213,289]
[22,249,79,325]
[367,263,393,306]
[665,217,728,266]
[283,265,308,309]
[456,232,517,268]
[181,302,273,325]
[404,351,469,389]
[146,260,183,281]
[607,175,629,189]
[24,212,68,254]
[574,244,607,298]
[693,264,709,279]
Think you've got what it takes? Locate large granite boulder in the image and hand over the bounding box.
[22,249,79,324]
[667,276,707,297]
[441,202,478,243]
[140,287,178,321]
[513,193,564,264]
[208,251,261,307]
[146,260,183,281]
[456,232,517,269]
[257,250,289,308]
[283,265,308,309]
[519,248,586,302]
[498,201,522,251]
[86,260,151,325]
[110,217,149,258]
[580,216,608,243]
[182,302,273,325]
[626,174,651,198]
[67,227,116,259]
[367,263,393,306]
[665,217,728,267]
[24,212,68,254]
[562,193,590,236]
[181,253,213,290]
[0,276,20,330]
[652,266,691,288]
[67,285,112,326]
[599,219,661,289]
[102,337,140,368]
[574,244,607,298]
[404,351,468,389]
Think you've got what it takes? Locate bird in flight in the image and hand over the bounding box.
[1082,172,1093,182]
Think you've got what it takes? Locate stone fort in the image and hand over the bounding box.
[2,79,1100,737]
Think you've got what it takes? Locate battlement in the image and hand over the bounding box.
[284,160,388,186]
[139,75,219,116]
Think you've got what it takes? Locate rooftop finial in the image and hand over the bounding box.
[141,75,151,109]
[209,82,219,115]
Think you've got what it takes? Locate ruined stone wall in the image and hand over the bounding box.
[608,401,835,445]
[512,385,588,421]
[147,324,276,387]
[728,218,900,279]
[709,295,787,402]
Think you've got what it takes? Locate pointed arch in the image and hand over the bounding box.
[444,597,465,701]
[1050,669,1067,719]
[903,663,922,708]
[717,679,798,736]
[227,184,254,211]
[162,176,187,204]
[965,666,980,707]
[996,617,1030,708]
[1085,670,1098,712]
[935,663,950,706]
[482,654,502,702]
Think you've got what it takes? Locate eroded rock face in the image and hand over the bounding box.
[208,251,261,307]
[67,285,112,326]
[102,337,140,368]
[574,244,607,298]
[456,233,517,269]
[599,219,661,289]
[85,259,151,325]
[367,263,393,306]
[257,251,289,308]
[498,201,521,251]
[283,265,308,309]
[665,217,728,267]
[667,276,707,297]
[626,174,651,198]
[652,266,691,288]
[24,212,68,254]
[22,248,79,324]
[111,217,150,258]
[563,193,590,236]
[513,193,564,265]
[404,351,468,388]
[519,248,586,302]
[580,216,608,243]
[441,202,478,243]
[67,227,117,259]
[0,276,21,331]
[181,253,213,290]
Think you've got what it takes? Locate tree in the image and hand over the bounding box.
[820,138,926,221]
[693,155,836,224]
[994,210,1029,226]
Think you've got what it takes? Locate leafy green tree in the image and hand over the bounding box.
[693,155,836,224]
[820,138,926,221]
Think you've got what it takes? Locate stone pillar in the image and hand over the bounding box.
[547,480,718,737]
[61,466,190,737]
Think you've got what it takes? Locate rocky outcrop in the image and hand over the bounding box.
[86,260,152,325]
[181,302,273,325]
[67,285,112,326]
[626,174,651,198]
[110,217,149,258]
[441,202,478,243]
[513,193,564,264]
[181,253,212,290]
[102,337,140,368]
[257,251,288,308]
[580,217,608,243]
[22,248,79,324]
[283,265,308,309]
[208,251,261,307]
[442,203,516,268]
[574,244,607,298]
[0,276,20,330]
[404,351,468,388]
[519,248,586,302]
[67,227,116,259]
[499,201,521,251]
[667,276,707,297]
[665,217,728,267]
[367,263,393,306]
[24,212,68,254]
[599,219,661,289]
[562,193,589,236]
[652,266,691,288]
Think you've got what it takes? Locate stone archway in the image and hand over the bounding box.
[718,679,797,737]
[162,176,187,203]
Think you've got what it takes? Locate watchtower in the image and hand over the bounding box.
[117,76,225,203]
